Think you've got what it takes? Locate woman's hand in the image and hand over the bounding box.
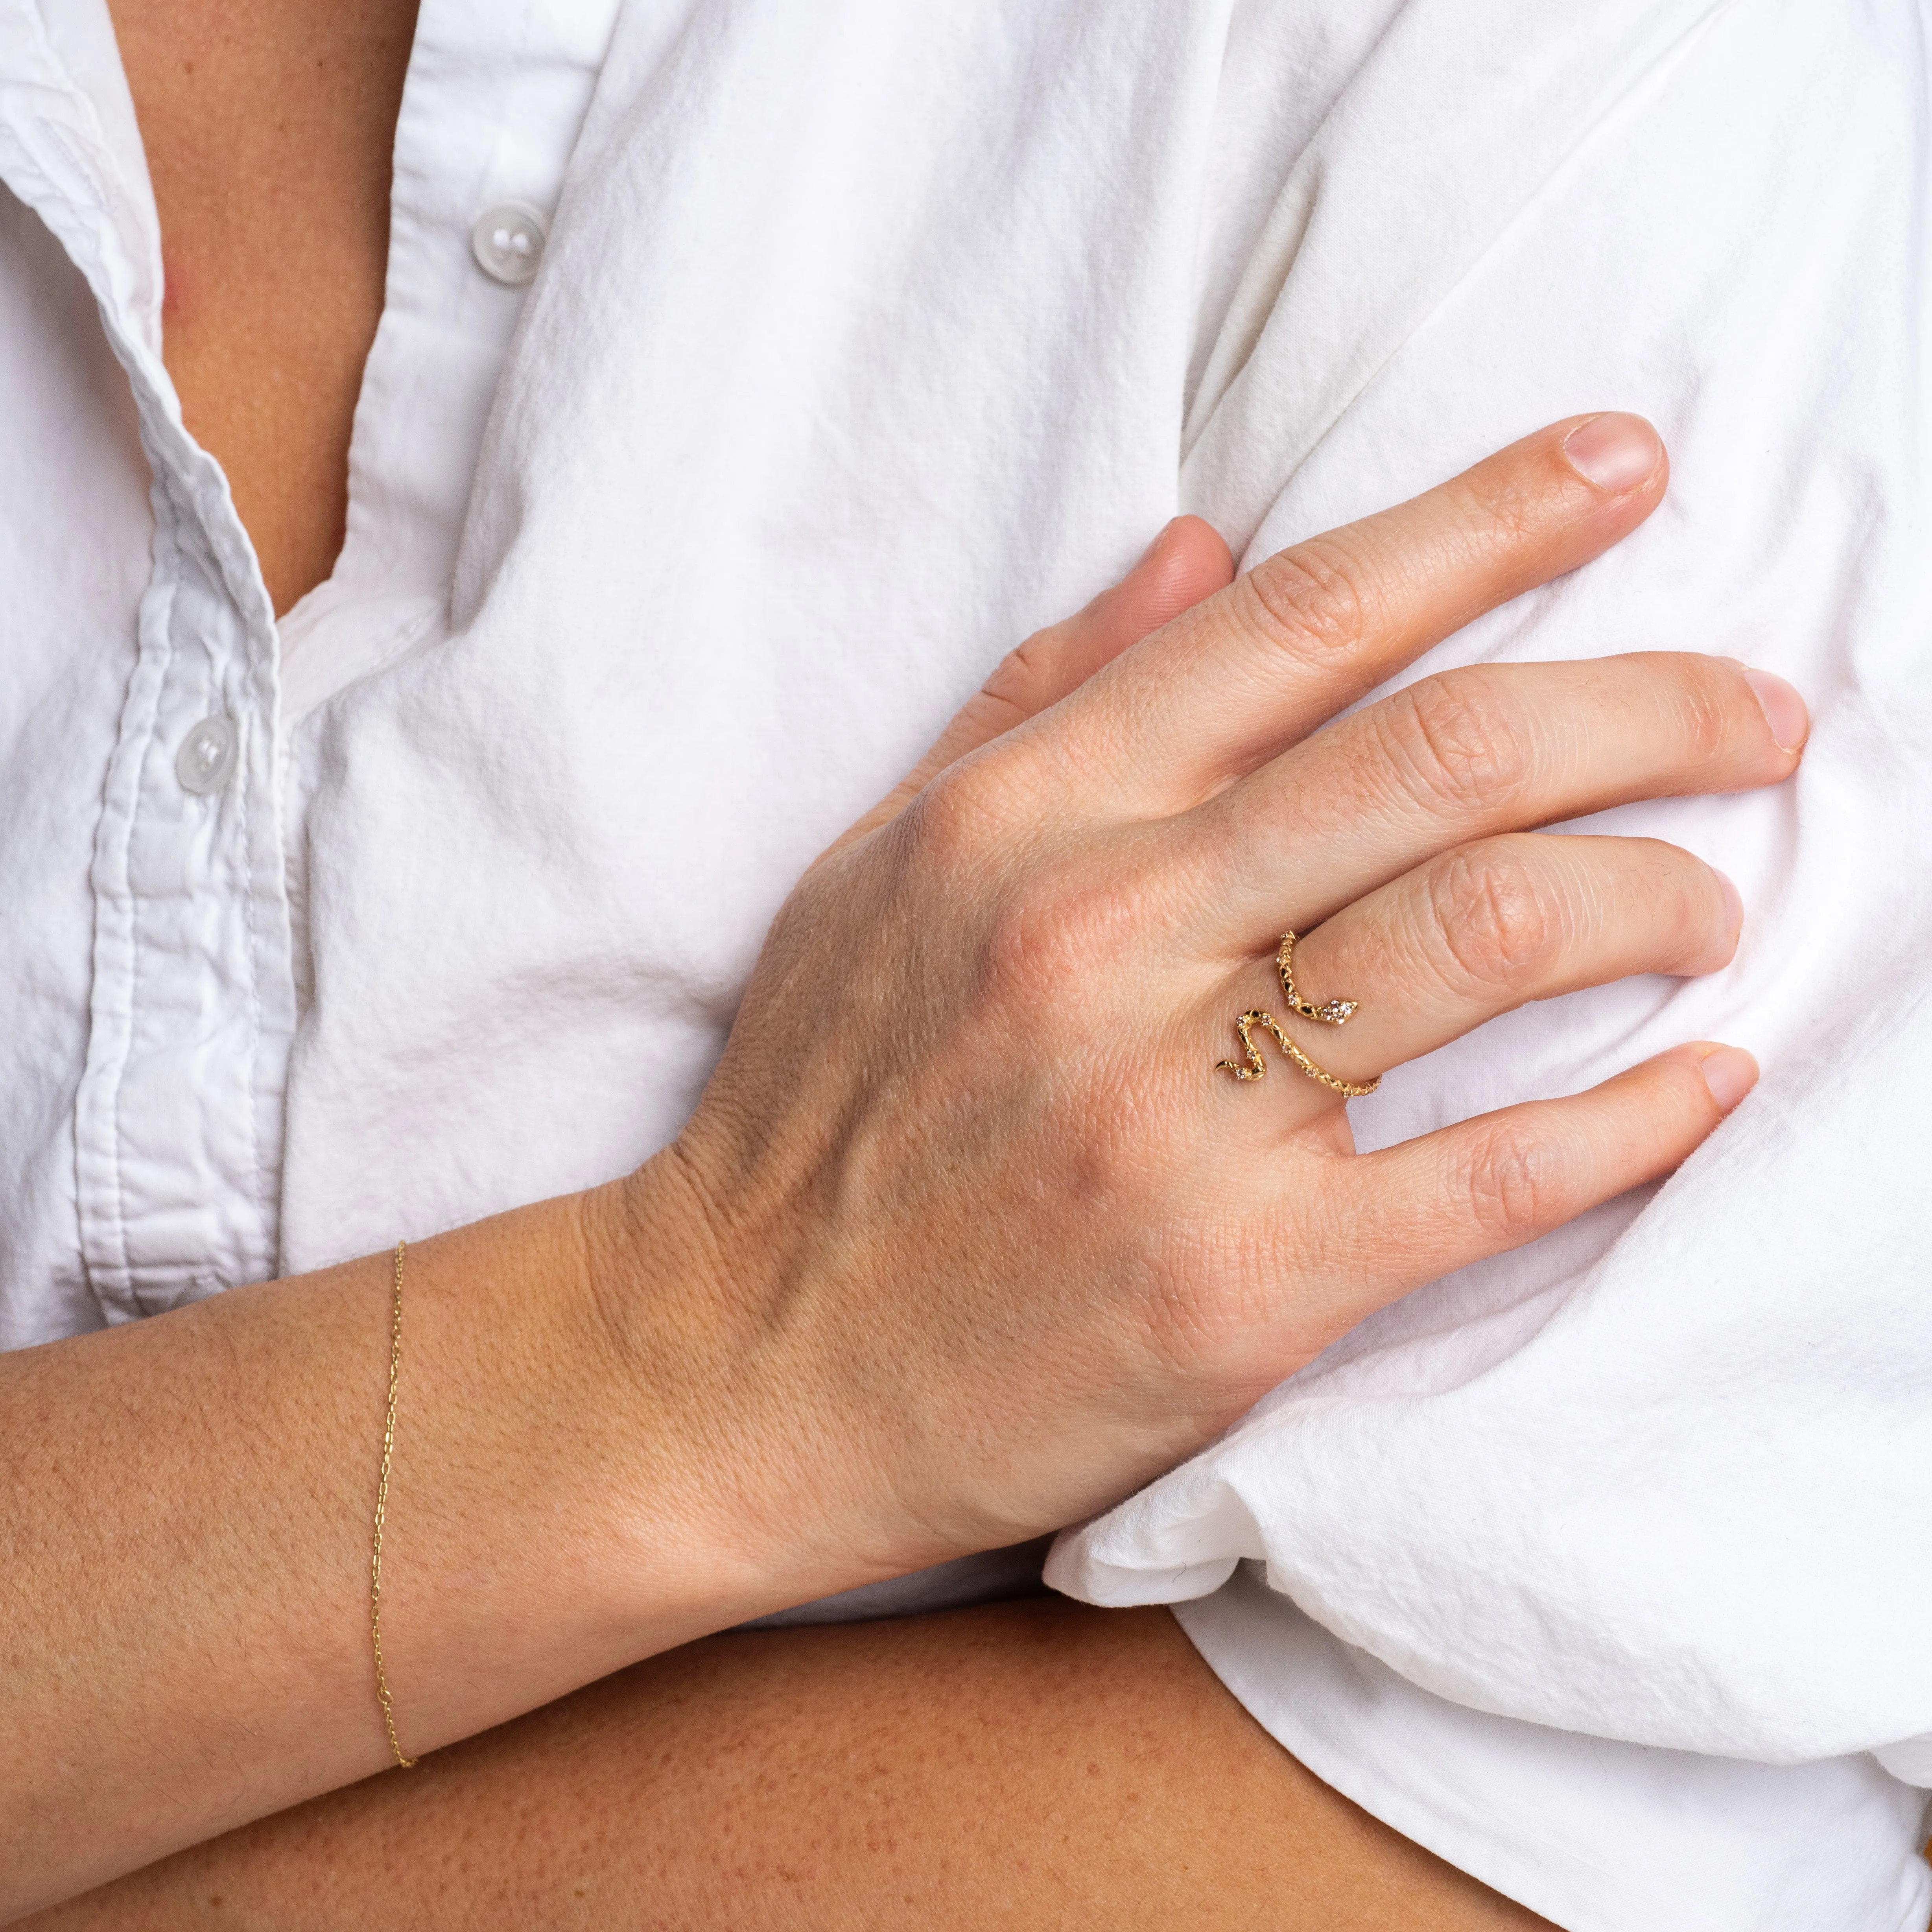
[1,411,1806,1920]
[637,412,1804,1574]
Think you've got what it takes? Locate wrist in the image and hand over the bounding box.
[576,1152,923,1633]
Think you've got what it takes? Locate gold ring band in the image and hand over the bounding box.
[1215,931,1381,1097]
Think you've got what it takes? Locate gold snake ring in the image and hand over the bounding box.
[1215,931,1381,1097]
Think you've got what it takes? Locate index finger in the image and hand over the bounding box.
[1048,414,1667,816]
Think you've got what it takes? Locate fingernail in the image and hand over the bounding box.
[1561,413,1663,493]
[1742,667,1808,754]
[1137,518,1181,566]
[1714,868,1743,941]
[1699,1044,1758,1115]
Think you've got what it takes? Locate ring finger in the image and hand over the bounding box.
[1207,831,1739,1103]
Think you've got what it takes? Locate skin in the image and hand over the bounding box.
[104,0,419,615]
[7,2,1865,1926]
[26,1602,1552,1932]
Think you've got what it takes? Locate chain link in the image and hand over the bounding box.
[370,1239,417,1770]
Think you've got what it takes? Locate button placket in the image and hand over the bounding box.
[77,448,294,1319]
[0,41,299,1318]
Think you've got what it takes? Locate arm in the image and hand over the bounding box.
[2,419,1801,1918]
[24,1600,1554,1931]
[6,521,1249,1916]
[2,1181,767,1905]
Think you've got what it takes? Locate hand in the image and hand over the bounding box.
[0,415,1805,1910]
[638,413,1805,1575]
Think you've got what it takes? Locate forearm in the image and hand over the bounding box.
[0,1161,846,1918]
[23,1601,1554,1932]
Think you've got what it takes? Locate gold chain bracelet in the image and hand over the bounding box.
[370,1239,417,1770]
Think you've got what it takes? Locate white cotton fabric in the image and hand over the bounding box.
[1048,0,1932,1832]
[0,1,1926,1926]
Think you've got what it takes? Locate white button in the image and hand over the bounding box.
[471,202,549,286]
[175,715,238,795]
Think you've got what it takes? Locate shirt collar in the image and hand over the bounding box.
[0,0,164,367]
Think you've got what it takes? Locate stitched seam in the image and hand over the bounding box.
[111,479,188,1311]
[237,612,273,1278]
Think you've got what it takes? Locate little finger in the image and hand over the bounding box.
[1313,1043,1757,1333]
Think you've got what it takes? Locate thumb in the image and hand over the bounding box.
[833,516,1234,854]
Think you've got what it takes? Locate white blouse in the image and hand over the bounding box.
[0,1,1925,1926]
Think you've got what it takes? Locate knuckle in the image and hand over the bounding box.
[1634,833,1701,901]
[1458,468,1544,553]
[1645,841,1730,963]
[900,760,1003,871]
[983,864,1142,1004]
[1375,669,1534,820]
[1236,535,1380,672]
[1672,658,1739,765]
[1613,653,1737,774]
[1426,840,1559,994]
[977,637,1053,728]
[1457,1118,1567,1246]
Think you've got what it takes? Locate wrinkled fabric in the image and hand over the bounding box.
[1054,0,1932,1753]
[1049,0,1932,1919]
[1,2,1927,1925]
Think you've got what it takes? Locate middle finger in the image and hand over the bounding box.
[1189,651,1803,952]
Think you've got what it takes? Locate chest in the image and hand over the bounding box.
[104,0,420,614]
